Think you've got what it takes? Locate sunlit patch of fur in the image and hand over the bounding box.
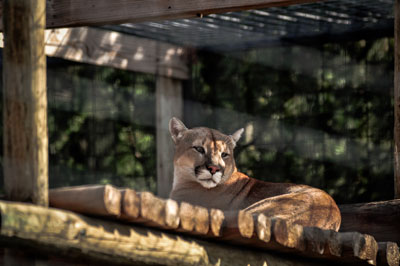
[212,172,222,184]
[197,169,222,189]
[173,166,198,189]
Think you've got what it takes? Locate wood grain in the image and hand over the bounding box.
[0,0,325,30]
[378,242,400,266]
[45,185,392,266]
[339,200,400,243]
[394,0,400,199]
[2,0,48,206]
[49,185,121,216]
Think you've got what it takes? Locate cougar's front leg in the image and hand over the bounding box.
[243,187,341,231]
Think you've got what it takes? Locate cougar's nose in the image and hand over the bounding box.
[207,165,220,174]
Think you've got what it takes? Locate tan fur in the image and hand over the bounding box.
[169,118,341,231]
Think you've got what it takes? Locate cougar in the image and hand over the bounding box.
[168,117,341,231]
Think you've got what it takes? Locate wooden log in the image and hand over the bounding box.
[140,191,166,226]
[339,200,400,243]
[332,232,378,265]
[221,210,254,241]
[194,206,210,235]
[303,226,328,255]
[179,201,196,232]
[49,185,121,216]
[256,213,272,243]
[119,189,140,220]
[272,218,306,251]
[378,242,400,266]
[238,210,254,239]
[165,199,180,229]
[119,191,180,229]
[0,200,209,265]
[210,208,225,237]
[3,0,48,206]
[395,0,400,199]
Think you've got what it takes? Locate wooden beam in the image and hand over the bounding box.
[395,0,400,199]
[339,200,400,244]
[156,77,183,198]
[3,0,48,206]
[0,27,188,79]
[0,0,323,30]
[49,185,122,216]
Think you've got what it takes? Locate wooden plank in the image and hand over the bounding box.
[156,77,183,197]
[2,0,48,206]
[339,200,400,243]
[0,0,324,30]
[0,200,325,266]
[49,185,122,216]
[395,0,400,199]
[0,27,188,79]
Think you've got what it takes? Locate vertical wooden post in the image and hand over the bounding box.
[396,0,400,199]
[3,0,48,206]
[395,0,400,199]
[156,77,183,198]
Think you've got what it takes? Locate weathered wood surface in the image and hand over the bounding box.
[2,0,48,206]
[0,200,327,266]
[395,0,400,199]
[339,200,400,243]
[0,0,325,30]
[156,77,183,197]
[45,185,394,265]
[0,27,188,79]
[378,242,400,266]
[49,185,121,216]
[119,189,140,220]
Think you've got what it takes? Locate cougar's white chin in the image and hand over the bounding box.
[197,170,222,189]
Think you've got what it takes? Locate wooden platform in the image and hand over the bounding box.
[0,185,399,266]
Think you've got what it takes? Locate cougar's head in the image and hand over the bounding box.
[169,117,244,189]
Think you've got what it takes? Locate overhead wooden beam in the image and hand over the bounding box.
[0,0,323,30]
[3,0,48,206]
[0,27,188,79]
[395,0,400,199]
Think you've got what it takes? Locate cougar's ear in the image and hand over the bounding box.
[169,117,188,144]
[230,128,244,148]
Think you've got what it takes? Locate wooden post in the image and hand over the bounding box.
[156,77,183,198]
[2,0,48,206]
[395,0,400,199]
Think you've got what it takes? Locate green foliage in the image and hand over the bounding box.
[186,38,394,204]
[47,61,157,193]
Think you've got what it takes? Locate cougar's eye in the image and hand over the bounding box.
[221,152,229,158]
[193,146,205,154]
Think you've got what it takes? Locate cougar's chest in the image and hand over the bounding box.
[169,172,254,210]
